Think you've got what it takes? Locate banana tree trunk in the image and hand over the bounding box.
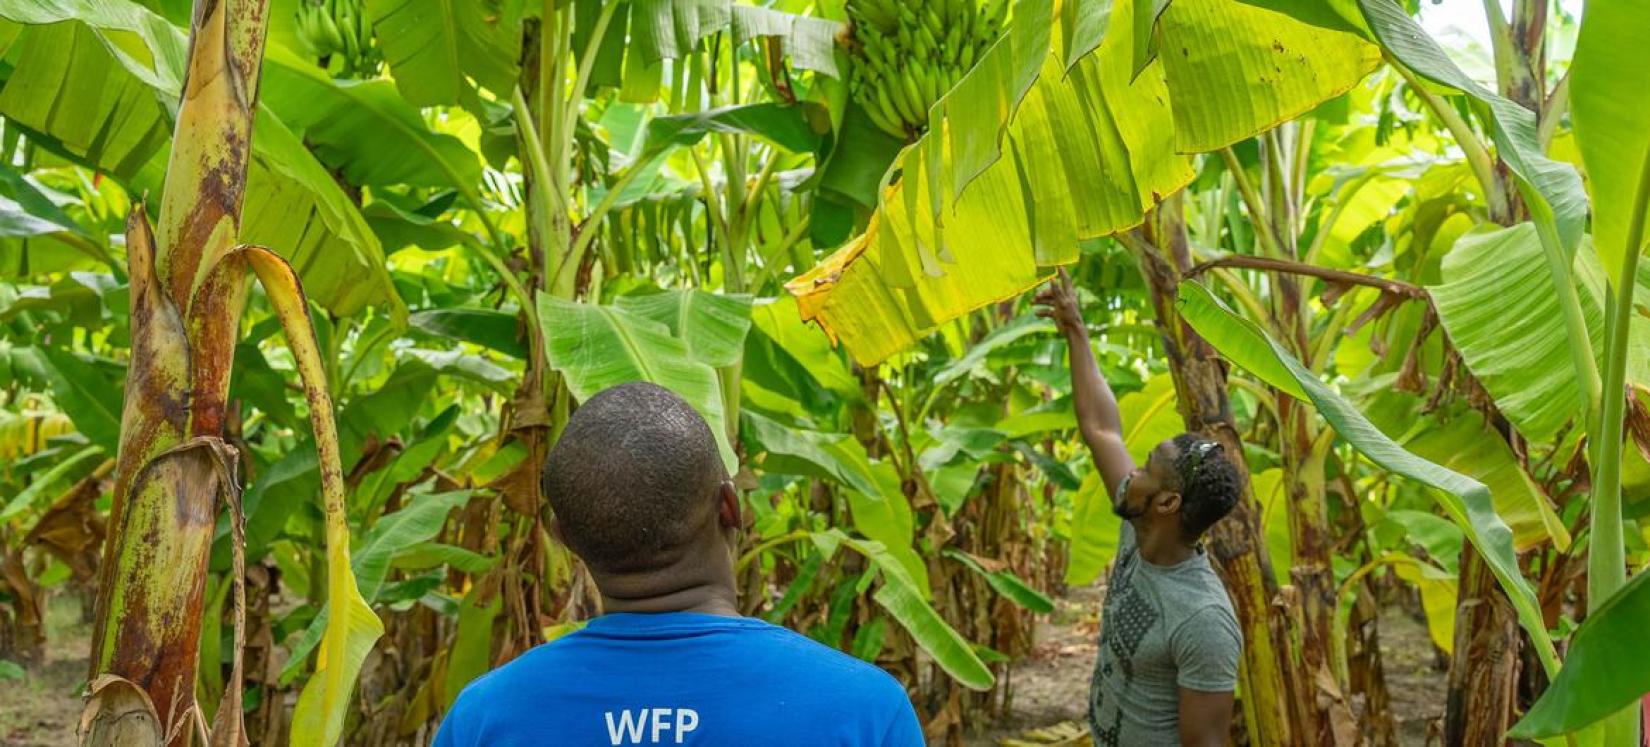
[1133,196,1298,746]
[1444,549,1521,744]
[87,0,270,742]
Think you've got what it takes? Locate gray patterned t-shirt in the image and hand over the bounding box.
[1087,522,1241,746]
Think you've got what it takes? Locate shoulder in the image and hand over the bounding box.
[1171,603,1241,650]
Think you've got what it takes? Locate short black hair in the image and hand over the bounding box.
[541,382,725,573]
[1170,433,1242,538]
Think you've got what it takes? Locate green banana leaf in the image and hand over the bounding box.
[1429,224,1650,443]
[748,296,859,400]
[351,490,475,602]
[944,547,1055,614]
[0,0,400,317]
[812,529,995,691]
[1509,571,1650,739]
[259,44,483,191]
[538,295,737,472]
[10,346,122,450]
[1569,0,1650,285]
[1249,468,1293,587]
[1359,388,1569,551]
[642,103,829,158]
[742,410,882,497]
[1355,0,1586,258]
[408,308,528,359]
[1175,279,1559,675]
[615,289,753,369]
[729,5,842,77]
[931,316,1057,391]
[0,443,101,521]
[441,575,503,708]
[363,0,520,107]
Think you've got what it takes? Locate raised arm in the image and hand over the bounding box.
[1033,269,1135,498]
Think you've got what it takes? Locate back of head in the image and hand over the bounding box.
[541,382,725,573]
[1170,433,1242,539]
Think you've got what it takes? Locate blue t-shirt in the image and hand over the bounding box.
[434,611,924,746]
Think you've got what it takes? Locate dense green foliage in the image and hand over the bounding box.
[0,0,1646,744]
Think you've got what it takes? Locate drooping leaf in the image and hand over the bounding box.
[944,547,1055,613]
[787,0,1374,364]
[237,247,383,747]
[1157,0,1379,152]
[630,0,730,63]
[743,410,881,497]
[814,530,994,691]
[728,5,843,77]
[1176,279,1557,675]
[538,295,736,472]
[1509,571,1650,739]
[351,490,473,602]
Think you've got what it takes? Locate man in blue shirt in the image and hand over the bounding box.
[435,382,924,746]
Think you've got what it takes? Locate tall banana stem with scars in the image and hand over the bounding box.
[88,0,271,741]
[84,1,376,745]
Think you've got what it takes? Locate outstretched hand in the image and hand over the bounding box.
[1033,268,1085,337]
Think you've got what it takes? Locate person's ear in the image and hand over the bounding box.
[717,481,740,528]
[1154,491,1182,517]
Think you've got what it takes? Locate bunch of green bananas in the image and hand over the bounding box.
[845,0,1008,140]
[295,0,376,75]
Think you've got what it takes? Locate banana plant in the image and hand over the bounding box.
[75,0,376,743]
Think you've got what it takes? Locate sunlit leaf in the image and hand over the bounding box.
[1176,279,1557,674]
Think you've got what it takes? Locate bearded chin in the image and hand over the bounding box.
[1111,495,1146,520]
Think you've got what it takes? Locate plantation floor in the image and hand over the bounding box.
[3,587,1448,746]
[1,595,89,746]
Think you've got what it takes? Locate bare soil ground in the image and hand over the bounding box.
[2,595,90,746]
[3,587,1447,747]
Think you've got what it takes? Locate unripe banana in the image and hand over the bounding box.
[846,0,1008,142]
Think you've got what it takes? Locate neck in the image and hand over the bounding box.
[592,537,741,617]
[1130,518,1197,566]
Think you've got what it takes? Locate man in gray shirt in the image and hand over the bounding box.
[1036,271,1244,747]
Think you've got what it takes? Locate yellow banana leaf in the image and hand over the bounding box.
[1157,0,1380,152]
[789,0,1376,365]
[234,246,384,747]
